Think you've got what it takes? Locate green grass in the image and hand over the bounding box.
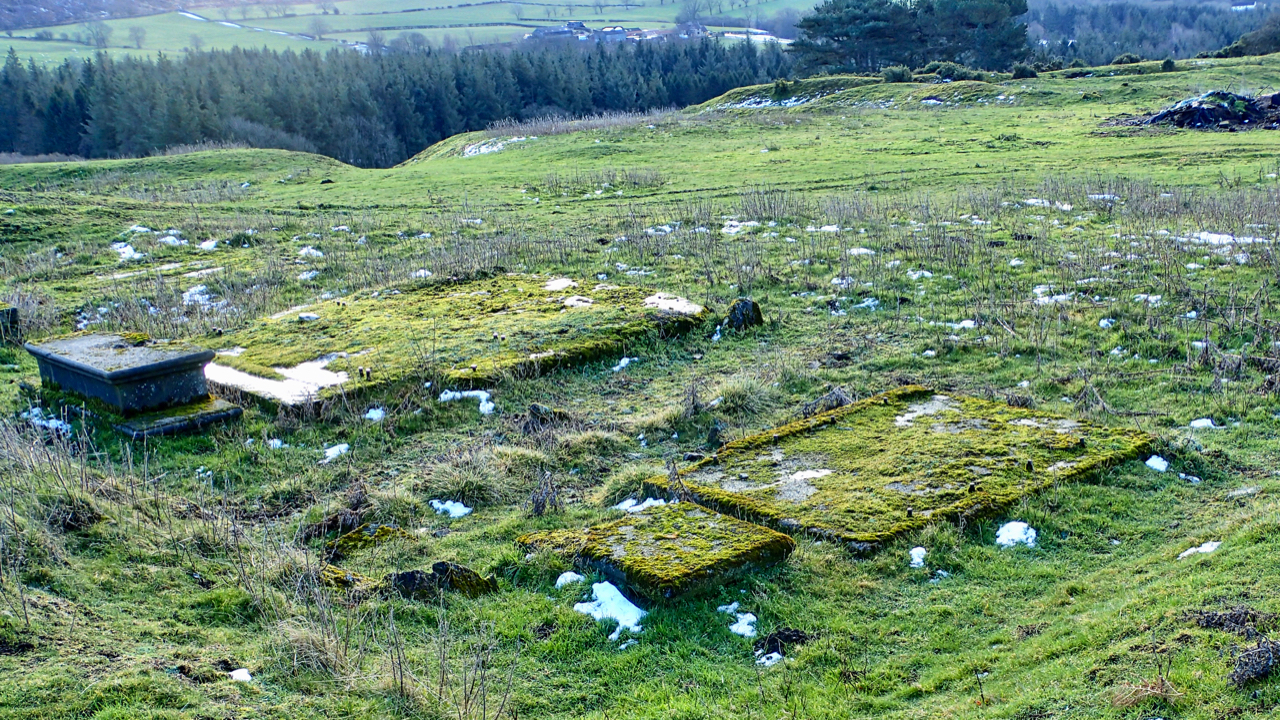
[0,52,1279,719]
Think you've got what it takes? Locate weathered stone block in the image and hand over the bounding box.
[724,297,764,330]
[25,333,215,414]
[650,385,1152,553]
[518,501,795,598]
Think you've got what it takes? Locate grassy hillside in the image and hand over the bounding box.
[4,0,815,63]
[0,53,1279,719]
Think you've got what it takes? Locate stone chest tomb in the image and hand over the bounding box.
[25,333,215,414]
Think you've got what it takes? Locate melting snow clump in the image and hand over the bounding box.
[430,499,473,518]
[364,407,385,422]
[756,652,783,666]
[110,242,145,261]
[439,389,495,415]
[996,521,1037,548]
[229,668,252,683]
[1178,541,1221,559]
[909,546,927,568]
[611,357,636,372]
[1189,418,1219,429]
[574,582,646,640]
[643,293,703,314]
[555,571,585,588]
[543,278,578,291]
[614,498,667,513]
[1145,455,1169,473]
[320,443,349,464]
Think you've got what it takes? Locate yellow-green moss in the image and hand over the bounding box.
[324,523,414,560]
[319,564,380,592]
[518,502,795,599]
[210,273,709,401]
[645,386,1153,553]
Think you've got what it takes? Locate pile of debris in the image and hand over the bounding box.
[1145,91,1280,130]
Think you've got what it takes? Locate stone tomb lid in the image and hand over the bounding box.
[648,385,1153,553]
[518,501,795,598]
[25,334,214,382]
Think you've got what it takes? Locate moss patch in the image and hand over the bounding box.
[518,501,795,599]
[648,386,1152,553]
[209,273,708,404]
[324,523,414,560]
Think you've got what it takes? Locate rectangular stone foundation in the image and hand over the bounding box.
[518,501,795,599]
[26,333,215,414]
[650,385,1153,553]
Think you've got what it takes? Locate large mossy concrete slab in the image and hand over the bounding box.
[206,273,708,406]
[518,501,795,599]
[650,386,1152,553]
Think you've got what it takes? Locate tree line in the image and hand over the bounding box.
[0,39,792,168]
[1026,1,1277,67]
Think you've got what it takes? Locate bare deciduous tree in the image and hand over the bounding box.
[308,18,330,40]
[190,34,205,51]
[128,26,146,49]
[82,21,113,48]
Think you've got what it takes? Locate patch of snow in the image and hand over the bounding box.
[297,313,320,321]
[205,353,349,404]
[20,408,73,436]
[726,609,758,637]
[297,270,319,281]
[909,546,927,568]
[643,293,702,315]
[611,357,636,372]
[1099,318,1115,328]
[907,269,933,280]
[364,407,385,422]
[574,582,645,641]
[320,443,349,464]
[413,269,433,278]
[438,389,495,415]
[299,246,324,258]
[556,571,585,588]
[229,668,252,682]
[996,521,1037,548]
[430,499,473,518]
[157,234,186,246]
[1189,418,1220,429]
[110,242,145,261]
[266,438,286,449]
[756,652,783,666]
[544,278,578,291]
[848,247,875,256]
[199,239,218,250]
[1178,540,1221,559]
[463,136,528,157]
[1145,455,1169,473]
[614,498,666,513]
[1177,231,1266,246]
[790,469,832,481]
[563,295,593,308]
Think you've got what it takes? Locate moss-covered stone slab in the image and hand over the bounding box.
[205,273,708,406]
[649,386,1152,553]
[113,397,242,440]
[518,501,795,599]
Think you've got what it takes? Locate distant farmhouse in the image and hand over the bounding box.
[526,21,709,44]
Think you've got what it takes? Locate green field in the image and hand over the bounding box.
[1,53,1279,719]
[5,0,813,64]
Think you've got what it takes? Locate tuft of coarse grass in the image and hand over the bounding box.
[716,374,781,418]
